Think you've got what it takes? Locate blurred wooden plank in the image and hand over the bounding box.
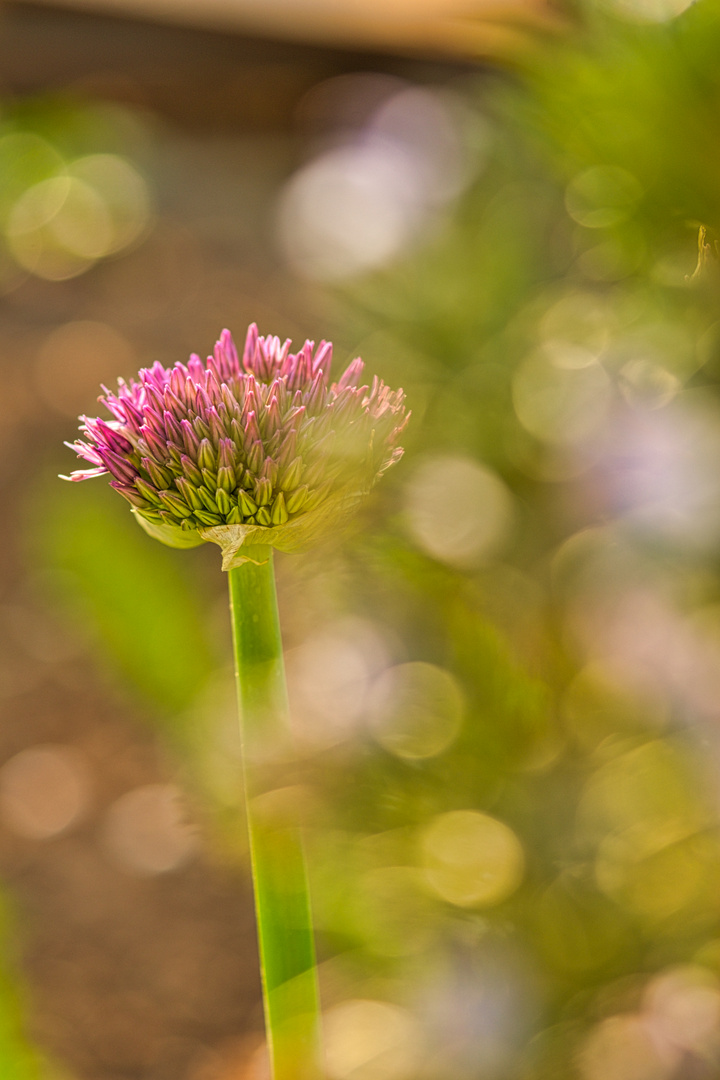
[13,0,562,59]
[0,3,405,129]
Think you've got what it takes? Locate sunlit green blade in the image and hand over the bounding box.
[28,477,215,716]
[228,547,323,1080]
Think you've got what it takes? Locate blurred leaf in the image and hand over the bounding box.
[26,468,219,717]
[0,900,59,1080]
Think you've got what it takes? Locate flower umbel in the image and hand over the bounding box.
[64,324,409,567]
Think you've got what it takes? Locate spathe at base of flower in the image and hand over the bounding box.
[133,487,368,568]
[65,324,408,564]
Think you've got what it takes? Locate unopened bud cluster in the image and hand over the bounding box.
[65,324,408,552]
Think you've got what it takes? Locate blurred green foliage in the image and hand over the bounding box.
[0,97,150,283]
[287,3,720,1075]
[0,899,57,1080]
[29,474,218,719]
[528,0,720,246]
[20,1,720,1077]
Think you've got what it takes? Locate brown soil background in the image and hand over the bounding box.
[0,6,451,1077]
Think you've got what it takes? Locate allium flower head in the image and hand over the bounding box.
[64,324,409,567]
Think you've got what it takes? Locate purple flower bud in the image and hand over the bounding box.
[285,485,309,515]
[271,492,289,526]
[141,456,173,490]
[180,455,203,486]
[169,365,187,400]
[216,488,234,516]
[206,407,226,447]
[197,439,216,473]
[238,490,258,517]
[260,458,279,488]
[101,448,139,485]
[335,358,364,391]
[180,419,199,457]
[217,467,235,494]
[163,411,183,446]
[143,406,166,438]
[135,477,162,505]
[60,464,106,482]
[254,477,273,507]
[175,477,204,512]
[160,491,192,519]
[280,457,303,492]
[243,411,262,451]
[140,425,169,463]
[197,486,220,514]
[109,481,150,508]
[218,438,236,471]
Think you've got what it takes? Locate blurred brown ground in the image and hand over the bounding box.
[0,4,478,1078]
[13,0,561,60]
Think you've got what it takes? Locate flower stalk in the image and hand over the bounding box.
[228,547,322,1080]
[62,323,408,1080]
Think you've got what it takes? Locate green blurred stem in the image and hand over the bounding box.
[228,546,323,1080]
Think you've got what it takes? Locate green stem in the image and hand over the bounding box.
[228,546,323,1080]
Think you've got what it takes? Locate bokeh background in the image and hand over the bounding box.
[2,0,720,1077]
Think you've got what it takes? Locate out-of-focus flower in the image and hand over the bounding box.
[278,78,483,281]
[64,324,408,567]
